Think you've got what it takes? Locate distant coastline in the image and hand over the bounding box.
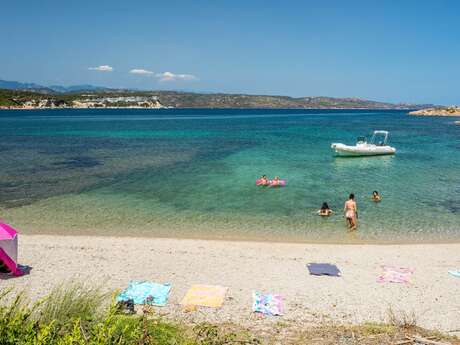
[0,86,431,110]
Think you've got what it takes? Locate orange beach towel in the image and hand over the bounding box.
[180,284,227,308]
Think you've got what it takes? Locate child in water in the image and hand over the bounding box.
[318,202,333,216]
[371,191,381,202]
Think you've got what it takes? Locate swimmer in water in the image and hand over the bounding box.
[371,190,381,202]
[318,202,333,217]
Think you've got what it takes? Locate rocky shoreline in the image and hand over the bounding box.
[409,106,460,116]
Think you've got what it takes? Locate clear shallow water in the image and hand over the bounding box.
[0,109,459,243]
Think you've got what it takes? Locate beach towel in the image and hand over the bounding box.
[252,291,284,316]
[377,265,414,284]
[307,263,341,277]
[117,281,171,306]
[180,284,227,308]
[448,270,460,278]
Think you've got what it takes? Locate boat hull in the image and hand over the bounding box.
[331,143,396,157]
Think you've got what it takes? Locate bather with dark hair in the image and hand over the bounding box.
[371,190,381,202]
[344,193,357,230]
[318,202,333,217]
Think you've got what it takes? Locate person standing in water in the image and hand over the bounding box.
[344,193,357,231]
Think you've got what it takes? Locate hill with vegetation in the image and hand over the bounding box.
[0,89,50,107]
[0,88,431,109]
[142,91,426,109]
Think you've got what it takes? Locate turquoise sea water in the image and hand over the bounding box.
[0,109,459,243]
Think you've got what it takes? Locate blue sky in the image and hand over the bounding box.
[1,0,459,104]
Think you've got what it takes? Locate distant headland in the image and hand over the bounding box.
[0,78,432,110]
[408,106,460,117]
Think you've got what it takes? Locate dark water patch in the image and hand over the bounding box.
[14,136,127,154]
[0,181,19,189]
[0,135,215,208]
[52,156,102,169]
[421,199,460,214]
[439,200,460,214]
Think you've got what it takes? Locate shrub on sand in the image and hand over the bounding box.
[36,280,110,332]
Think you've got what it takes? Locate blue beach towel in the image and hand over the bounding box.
[448,270,460,278]
[117,281,171,306]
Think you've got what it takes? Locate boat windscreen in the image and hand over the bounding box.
[370,133,388,146]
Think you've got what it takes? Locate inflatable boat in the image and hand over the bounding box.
[331,130,396,157]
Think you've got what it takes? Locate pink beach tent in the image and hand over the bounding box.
[0,222,22,276]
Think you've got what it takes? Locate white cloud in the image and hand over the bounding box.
[129,68,154,75]
[88,65,113,72]
[156,71,197,82]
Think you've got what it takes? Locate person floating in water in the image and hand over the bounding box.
[318,202,333,217]
[371,190,381,202]
[270,176,281,187]
[344,193,358,231]
[259,175,270,186]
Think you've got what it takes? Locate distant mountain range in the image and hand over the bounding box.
[0,79,110,93]
[0,78,433,109]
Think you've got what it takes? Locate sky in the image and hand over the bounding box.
[1,0,460,104]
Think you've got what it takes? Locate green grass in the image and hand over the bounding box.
[37,280,109,330]
[0,283,258,345]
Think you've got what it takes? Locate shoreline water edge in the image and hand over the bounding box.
[0,108,459,244]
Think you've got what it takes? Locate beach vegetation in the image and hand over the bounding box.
[386,306,417,329]
[0,284,257,345]
[356,322,396,336]
[0,283,458,345]
[37,280,110,331]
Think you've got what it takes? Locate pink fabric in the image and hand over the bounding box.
[256,179,286,186]
[0,248,22,276]
[0,223,21,276]
[377,265,414,284]
[0,223,17,240]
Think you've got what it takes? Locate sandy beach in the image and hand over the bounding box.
[2,234,459,334]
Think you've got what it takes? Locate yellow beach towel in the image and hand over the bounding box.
[180,284,227,308]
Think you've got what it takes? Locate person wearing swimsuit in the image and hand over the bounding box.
[344,193,357,231]
[259,175,269,186]
[270,176,281,187]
